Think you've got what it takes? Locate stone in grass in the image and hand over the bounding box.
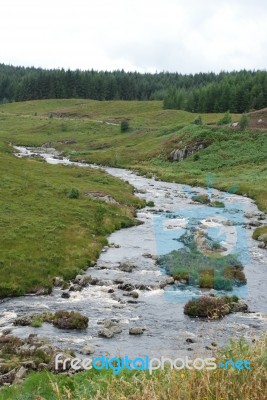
[258,234,267,242]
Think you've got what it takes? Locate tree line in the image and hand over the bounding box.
[0,63,266,113]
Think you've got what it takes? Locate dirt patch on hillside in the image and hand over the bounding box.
[247,108,267,129]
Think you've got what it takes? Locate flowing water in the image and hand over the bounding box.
[0,146,266,357]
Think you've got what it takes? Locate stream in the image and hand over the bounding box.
[0,146,266,358]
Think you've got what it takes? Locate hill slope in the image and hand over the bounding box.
[1,99,266,209]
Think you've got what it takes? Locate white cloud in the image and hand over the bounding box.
[0,0,267,72]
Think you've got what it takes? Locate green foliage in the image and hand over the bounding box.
[163,88,185,110]
[0,133,144,297]
[31,318,43,328]
[158,245,245,290]
[239,113,249,130]
[0,63,267,113]
[193,115,203,125]
[210,200,225,208]
[60,123,68,132]
[146,200,155,207]
[192,194,210,204]
[67,188,80,199]
[217,111,232,125]
[253,225,267,244]
[120,120,130,132]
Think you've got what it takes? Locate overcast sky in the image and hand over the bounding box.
[1,0,267,73]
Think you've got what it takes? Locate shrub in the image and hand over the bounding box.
[192,194,210,204]
[217,111,232,125]
[146,200,155,207]
[67,188,80,199]
[210,200,225,208]
[31,318,43,328]
[120,120,130,132]
[239,113,249,130]
[193,115,203,125]
[61,123,68,132]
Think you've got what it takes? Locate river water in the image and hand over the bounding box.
[0,146,266,358]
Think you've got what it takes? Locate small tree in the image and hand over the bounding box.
[217,111,232,125]
[193,115,203,125]
[239,113,249,130]
[120,120,129,132]
[67,188,80,199]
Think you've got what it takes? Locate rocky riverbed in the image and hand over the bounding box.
[0,146,266,360]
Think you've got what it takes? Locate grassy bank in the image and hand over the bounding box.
[0,335,266,400]
[0,140,144,297]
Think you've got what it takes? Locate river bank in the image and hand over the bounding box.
[0,146,266,359]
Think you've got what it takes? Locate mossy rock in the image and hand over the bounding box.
[184,295,240,319]
[53,311,89,330]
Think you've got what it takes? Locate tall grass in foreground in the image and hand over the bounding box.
[1,336,266,400]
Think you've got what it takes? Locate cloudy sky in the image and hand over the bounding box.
[1,0,267,73]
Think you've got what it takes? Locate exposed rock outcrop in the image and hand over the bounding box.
[169,143,206,162]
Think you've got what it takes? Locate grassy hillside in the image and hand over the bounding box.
[0,99,266,209]
[0,99,266,296]
[0,139,144,297]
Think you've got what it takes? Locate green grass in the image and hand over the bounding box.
[0,99,266,297]
[1,100,264,209]
[0,140,144,297]
[0,336,266,400]
[253,225,267,244]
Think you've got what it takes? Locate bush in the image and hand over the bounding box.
[31,318,43,328]
[192,194,210,204]
[217,111,232,125]
[210,200,225,208]
[239,113,249,130]
[193,115,203,125]
[120,120,130,132]
[67,188,80,199]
